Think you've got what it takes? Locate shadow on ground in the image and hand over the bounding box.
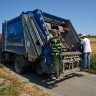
[4,63,83,89]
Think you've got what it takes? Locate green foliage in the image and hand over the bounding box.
[0,85,18,96]
[87,34,96,38]
[90,54,96,69]
[78,34,82,37]
[0,63,4,68]
[79,54,96,74]
[0,87,7,96]
[87,68,96,74]
[87,54,96,74]
[78,33,96,38]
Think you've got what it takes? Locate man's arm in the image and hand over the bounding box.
[76,39,84,49]
[76,42,82,49]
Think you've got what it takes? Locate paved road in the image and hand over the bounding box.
[4,63,96,96]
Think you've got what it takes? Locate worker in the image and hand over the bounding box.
[76,34,92,70]
[49,29,63,80]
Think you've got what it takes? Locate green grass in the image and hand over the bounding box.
[0,79,20,96]
[0,63,4,68]
[0,69,20,96]
[0,68,51,96]
[80,54,96,74]
[0,86,18,96]
[0,87,7,96]
[87,54,96,74]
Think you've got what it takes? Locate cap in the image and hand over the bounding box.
[80,34,86,37]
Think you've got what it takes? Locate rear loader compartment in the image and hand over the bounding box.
[1,9,82,76]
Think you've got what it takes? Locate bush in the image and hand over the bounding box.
[90,54,96,69]
[79,54,96,74]
[87,54,96,74]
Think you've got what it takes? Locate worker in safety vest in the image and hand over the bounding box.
[49,29,63,80]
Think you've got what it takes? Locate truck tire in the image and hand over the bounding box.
[14,56,24,74]
[14,56,32,74]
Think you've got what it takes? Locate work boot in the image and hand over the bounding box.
[84,68,88,71]
[51,76,56,80]
[56,76,61,81]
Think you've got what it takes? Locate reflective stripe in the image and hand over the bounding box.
[52,47,57,49]
[52,43,62,47]
[28,55,37,58]
[52,52,59,55]
[52,47,62,50]
[52,50,60,53]
[52,47,61,51]
[51,39,57,42]
[52,53,61,56]
[57,47,61,48]
[56,43,62,46]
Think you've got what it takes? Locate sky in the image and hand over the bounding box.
[0,0,96,35]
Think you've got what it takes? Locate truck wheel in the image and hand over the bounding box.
[14,56,25,74]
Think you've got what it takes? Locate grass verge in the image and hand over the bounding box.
[0,67,51,96]
[79,54,96,74]
[87,54,96,74]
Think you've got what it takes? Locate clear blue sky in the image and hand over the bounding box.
[0,0,96,35]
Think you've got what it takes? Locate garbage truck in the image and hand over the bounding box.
[0,9,82,75]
